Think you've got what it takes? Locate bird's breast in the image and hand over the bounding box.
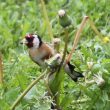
[29,48,46,63]
[29,43,54,64]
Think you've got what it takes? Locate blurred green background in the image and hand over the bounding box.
[0,0,110,110]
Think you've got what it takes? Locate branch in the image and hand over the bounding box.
[10,69,48,110]
[40,0,53,40]
[66,16,89,63]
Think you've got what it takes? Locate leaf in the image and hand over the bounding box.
[91,63,101,73]
[5,87,20,104]
[60,94,73,109]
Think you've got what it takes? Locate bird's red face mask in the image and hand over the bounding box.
[25,34,34,48]
[20,34,35,48]
[20,34,42,49]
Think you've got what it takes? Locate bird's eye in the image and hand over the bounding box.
[25,37,33,42]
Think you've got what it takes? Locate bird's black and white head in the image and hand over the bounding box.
[21,34,42,48]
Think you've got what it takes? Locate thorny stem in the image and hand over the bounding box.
[58,28,69,72]
[10,69,48,110]
[40,0,53,40]
[66,16,89,63]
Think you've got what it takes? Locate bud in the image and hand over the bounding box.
[52,38,61,53]
[58,9,72,28]
[87,61,94,69]
[45,54,61,70]
[93,73,105,87]
[58,9,66,17]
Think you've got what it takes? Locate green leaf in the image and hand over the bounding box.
[60,94,73,109]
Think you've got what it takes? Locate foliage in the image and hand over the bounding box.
[0,0,110,110]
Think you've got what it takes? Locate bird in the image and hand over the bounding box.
[21,34,84,82]
[21,34,54,67]
[64,62,84,82]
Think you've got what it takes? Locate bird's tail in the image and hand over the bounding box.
[64,62,84,82]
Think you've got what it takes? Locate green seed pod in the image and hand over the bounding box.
[45,54,61,69]
[58,9,72,28]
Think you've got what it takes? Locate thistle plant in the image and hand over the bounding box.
[93,72,105,87]
[58,9,72,28]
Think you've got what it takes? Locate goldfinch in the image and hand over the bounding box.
[21,34,54,67]
[21,34,83,81]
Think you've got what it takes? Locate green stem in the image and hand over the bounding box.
[10,69,48,110]
[55,29,69,108]
[58,28,69,72]
[44,72,53,97]
[88,18,103,39]
[72,99,91,104]
[40,0,53,40]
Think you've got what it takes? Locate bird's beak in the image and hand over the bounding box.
[20,38,28,44]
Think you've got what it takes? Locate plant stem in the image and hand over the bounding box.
[50,29,69,109]
[10,69,48,110]
[88,18,103,39]
[44,72,53,97]
[40,0,53,40]
[72,99,91,104]
[66,16,89,63]
[58,28,69,72]
[0,52,3,84]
